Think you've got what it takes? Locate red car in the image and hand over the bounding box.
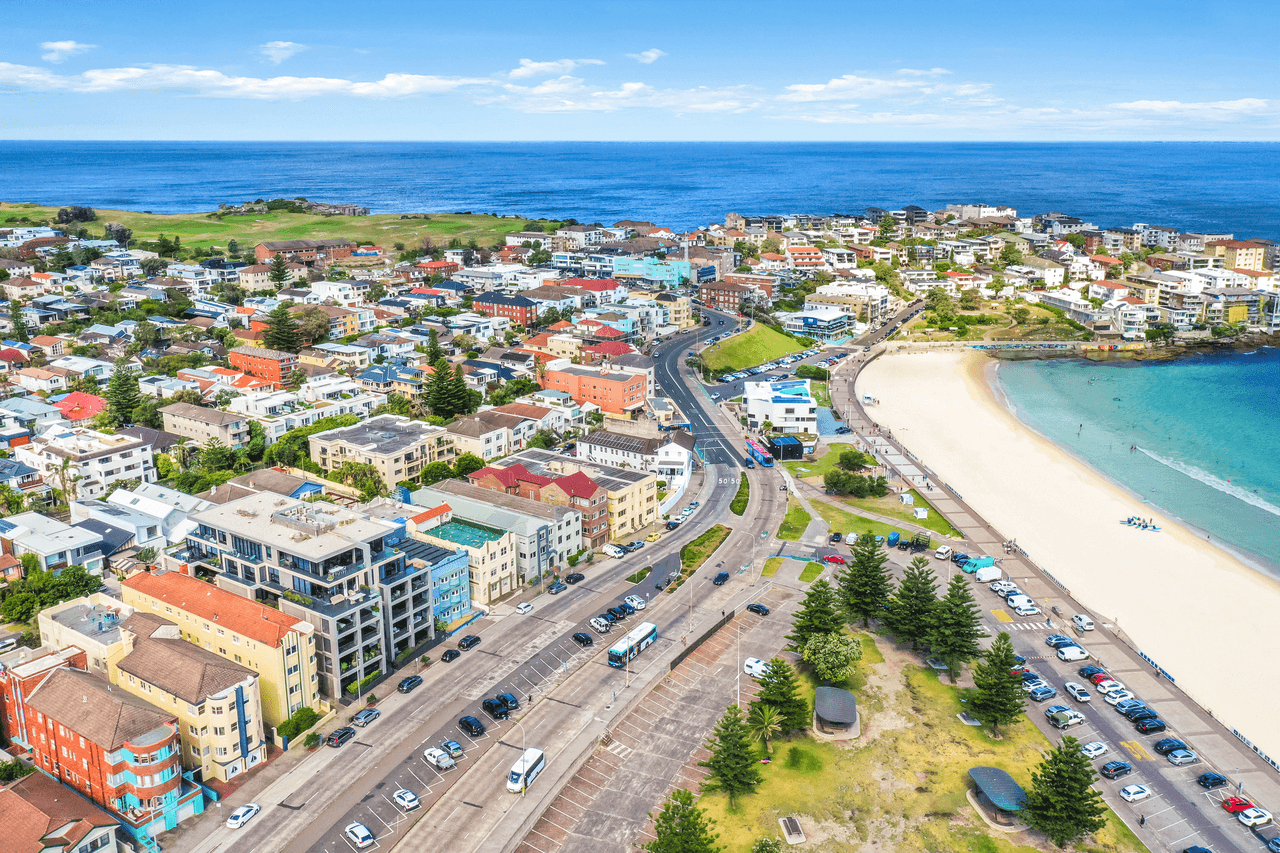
[1087,672,1112,685]
[1222,797,1254,814]
[822,554,846,564]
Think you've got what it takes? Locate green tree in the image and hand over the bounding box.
[104,360,142,427]
[745,702,783,755]
[1011,306,1032,325]
[1021,736,1108,847]
[131,398,163,430]
[999,243,1023,266]
[751,658,809,733]
[132,320,161,350]
[449,363,476,416]
[332,461,389,500]
[420,461,454,485]
[970,632,1026,735]
[294,305,333,345]
[839,533,893,627]
[287,368,308,388]
[9,300,28,342]
[643,788,723,853]
[268,253,290,286]
[526,429,556,450]
[698,705,762,807]
[263,304,303,353]
[878,215,896,240]
[199,437,237,474]
[786,579,843,649]
[452,453,486,478]
[837,449,872,471]
[925,286,956,322]
[425,328,444,364]
[885,556,938,650]
[425,358,454,417]
[751,838,783,853]
[959,288,981,311]
[801,632,862,683]
[927,573,984,680]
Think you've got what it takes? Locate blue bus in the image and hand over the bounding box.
[744,438,775,468]
[607,622,658,667]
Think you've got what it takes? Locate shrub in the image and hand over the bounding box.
[277,706,321,741]
[303,732,321,749]
[567,553,580,567]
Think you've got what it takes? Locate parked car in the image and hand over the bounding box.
[1081,741,1109,759]
[1029,685,1058,702]
[441,649,461,663]
[482,698,510,720]
[1239,808,1274,828]
[1124,707,1159,723]
[1057,645,1089,662]
[1095,679,1126,695]
[1153,738,1187,756]
[1197,772,1228,789]
[1072,614,1095,631]
[565,573,585,584]
[599,611,617,624]
[326,727,356,748]
[226,803,261,829]
[352,708,381,727]
[458,635,481,651]
[423,746,456,770]
[590,617,612,633]
[1134,718,1168,734]
[1100,761,1133,780]
[1106,690,1138,706]
[713,571,730,585]
[547,582,568,594]
[1013,603,1041,617]
[572,632,594,647]
[497,692,520,712]
[1167,749,1198,766]
[1221,796,1254,814]
[1064,682,1092,703]
[1119,784,1152,803]
[624,594,646,610]
[743,657,768,678]
[393,789,420,810]
[458,716,486,737]
[823,554,845,564]
[829,532,842,543]
[515,602,534,615]
[606,606,627,622]
[345,822,375,849]
[1045,634,1075,648]
[1078,665,1107,679]
[398,675,423,694]
[1113,699,1146,715]
[441,740,464,758]
[746,603,770,616]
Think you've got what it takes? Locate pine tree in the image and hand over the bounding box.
[785,579,843,649]
[927,573,984,681]
[268,253,290,286]
[643,788,722,853]
[886,556,939,650]
[1022,735,1108,847]
[425,358,451,417]
[839,533,894,627]
[449,363,474,416]
[9,300,28,343]
[751,658,809,733]
[425,329,444,364]
[970,632,1025,735]
[104,359,141,428]
[698,705,762,807]
[263,303,303,353]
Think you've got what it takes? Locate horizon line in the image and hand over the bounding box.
[2,138,1280,144]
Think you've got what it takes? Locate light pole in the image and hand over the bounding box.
[511,717,527,797]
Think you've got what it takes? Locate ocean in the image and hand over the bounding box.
[2,141,1280,236]
[993,349,1280,574]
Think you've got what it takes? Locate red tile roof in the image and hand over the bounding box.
[53,392,106,422]
[582,341,634,356]
[473,463,552,489]
[411,504,451,524]
[562,278,621,292]
[594,327,625,339]
[552,471,599,499]
[548,321,574,331]
[123,570,308,648]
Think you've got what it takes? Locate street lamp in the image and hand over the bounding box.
[510,717,528,797]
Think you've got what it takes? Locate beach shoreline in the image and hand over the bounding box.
[857,348,1280,759]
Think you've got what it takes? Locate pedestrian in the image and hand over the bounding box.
[1139,815,1145,827]
[1046,617,1052,628]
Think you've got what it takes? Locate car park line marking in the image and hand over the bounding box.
[1120,740,1152,760]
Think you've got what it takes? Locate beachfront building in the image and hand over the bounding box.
[776,307,857,343]
[407,507,519,607]
[576,429,697,490]
[308,414,455,490]
[744,378,818,434]
[805,282,894,324]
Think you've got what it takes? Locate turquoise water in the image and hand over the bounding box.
[993,349,1280,574]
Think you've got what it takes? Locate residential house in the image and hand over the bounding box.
[51,392,106,426]
[0,763,123,853]
[160,402,250,449]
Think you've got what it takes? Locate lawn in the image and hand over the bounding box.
[776,498,811,541]
[670,525,732,593]
[811,500,936,550]
[782,442,854,479]
[702,324,806,372]
[730,472,749,516]
[0,201,550,253]
[797,562,825,582]
[698,632,1146,853]
[760,557,783,578]
[810,381,832,408]
[626,566,652,584]
[842,488,964,539]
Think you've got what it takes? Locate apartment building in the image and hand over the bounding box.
[446,409,528,460]
[308,414,454,489]
[697,280,753,312]
[540,363,646,416]
[227,388,382,445]
[1205,239,1267,272]
[253,239,353,266]
[160,402,251,450]
[744,379,818,434]
[14,428,155,500]
[806,281,893,324]
[472,292,540,326]
[238,262,308,290]
[228,346,299,384]
[577,429,696,488]
[182,492,451,698]
[406,507,518,607]
[122,570,321,729]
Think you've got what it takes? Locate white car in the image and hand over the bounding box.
[1021,679,1048,693]
[1239,808,1273,827]
[1081,741,1109,759]
[1013,604,1041,617]
[743,657,768,678]
[1064,682,1092,703]
[1057,645,1089,662]
[226,803,261,829]
[1119,784,1152,803]
[393,789,420,810]
[515,602,534,615]
[990,580,1017,594]
[1095,679,1126,695]
[345,822,375,849]
[1104,690,1136,706]
[1073,613,1095,631]
[423,746,456,770]
[624,595,646,611]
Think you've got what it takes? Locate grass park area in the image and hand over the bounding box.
[0,201,548,252]
[698,631,1144,853]
[669,524,732,593]
[797,562,825,582]
[843,488,964,539]
[810,381,832,408]
[702,323,806,372]
[782,442,855,480]
[626,566,652,584]
[776,498,812,541]
[811,501,936,551]
[760,557,783,578]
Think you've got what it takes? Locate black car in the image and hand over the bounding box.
[713,571,730,585]
[599,611,617,624]
[458,634,481,651]
[666,521,680,530]
[1153,738,1187,756]
[606,606,627,622]
[565,573,585,585]
[398,675,423,694]
[571,632,594,647]
[617,601,636,616]
[1100,761,1133,780]
[458,716,486,737]
[441,649,461,663]
[1134,718,1168,734]
[950,552,969,564]
[482,698,509,720]
[829,532,842,543]
[1078,665,1107,679]
[746,603,770,616]
[1124,706,1159,722]
[655,578,670,590]
[1196,771,1228,789]
[497,692,520,711]
[326,726,356,748]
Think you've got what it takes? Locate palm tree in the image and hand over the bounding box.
[172,437,190,473]
[746,703,784,755]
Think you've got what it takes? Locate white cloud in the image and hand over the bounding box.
[780,73,990,103]
[487,75,758,114]
[259,41,306,65]
[0,61,491,99]
[895,67,951,77]
[1110,98,1270,115]
[40,40,95,63]
[508,58,604,79]
[626,48,666,65]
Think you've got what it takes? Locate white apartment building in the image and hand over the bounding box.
[15,427,156,499]
[743,379,818,434]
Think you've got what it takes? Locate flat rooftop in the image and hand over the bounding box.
[426,519,505,548]
[191,491,397,560]
[49,600,131,647]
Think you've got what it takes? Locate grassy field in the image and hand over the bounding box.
[699,632,1145,853]
[776,498,812,541]
[703,324,806,372]
[670,525,732,593]
[0,201,551,252]
[797,562,825,582]
[811,500,936,551]
[782,442,854,479]
[810,381,832,408]
[760,557,783,578]
[842,489,964,539]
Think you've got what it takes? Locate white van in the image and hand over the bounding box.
[934,546,953,561]
[507,747,546,793]
[974,567,1002,584]
[1072,614,1095,632]
[602,544,625,559]
[1005,594,1033,610]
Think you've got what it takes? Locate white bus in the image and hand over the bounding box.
[607,621,658,668]
[507,747,546,793]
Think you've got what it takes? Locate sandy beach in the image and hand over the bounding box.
[857,348,1280,759]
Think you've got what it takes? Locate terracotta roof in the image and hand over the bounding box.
[1089,255,1123,264]
[594,327,625,339]
[0,770,117,853]
[548,321,574,331]
[472,463,551,489]
[490,402,552,420]
[550,470,599,499]
[411,504,451,524]
[122,570,309,648]
[581,341,634,356]
[52,392,106,422]
[27,668,173,750]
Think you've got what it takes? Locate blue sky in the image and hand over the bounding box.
[3,0,1278,141]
